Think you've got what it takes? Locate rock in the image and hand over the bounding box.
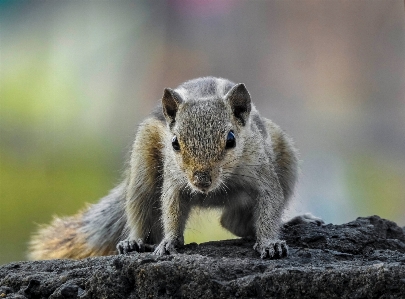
[1,215,404,298]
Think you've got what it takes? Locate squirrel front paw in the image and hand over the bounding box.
[117,239,156,254]
[153,237,183,256]
[253,239,288,259]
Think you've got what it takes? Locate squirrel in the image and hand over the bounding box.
[29,77,322,260]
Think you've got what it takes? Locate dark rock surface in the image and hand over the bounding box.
[1,215,405,298]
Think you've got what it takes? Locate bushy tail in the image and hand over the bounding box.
[28,213,111,260]
[28,184,127,260]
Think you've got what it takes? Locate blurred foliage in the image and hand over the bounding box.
[0,141,116,263]
[0,48,115,263]
[1,54,81,128]
[347,154,405,221]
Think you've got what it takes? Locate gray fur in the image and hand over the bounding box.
[81,183,128,252]
[82,77,299,259]
[252,114,268,139]
[177,77,235,99]
[122,77,298,258]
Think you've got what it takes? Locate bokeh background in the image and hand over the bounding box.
[1,0,404,265]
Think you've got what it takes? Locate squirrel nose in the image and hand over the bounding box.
[192,171,212,189]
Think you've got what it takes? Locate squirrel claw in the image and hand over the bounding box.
[153,238,181,256]
[117,239,141,254]
[117,239,151,254]
[254,239,288,259]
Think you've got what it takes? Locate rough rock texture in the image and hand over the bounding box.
[1,215,405,299]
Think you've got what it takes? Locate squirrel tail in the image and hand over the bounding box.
[28,184,127,260]
[27,212,111,260]
[28,213,88,260]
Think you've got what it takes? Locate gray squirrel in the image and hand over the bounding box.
[29,77,322,260]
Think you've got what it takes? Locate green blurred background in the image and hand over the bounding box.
[1,0,404,265]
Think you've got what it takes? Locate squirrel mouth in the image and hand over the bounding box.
[189,181,213,194]
[191,171,212,193]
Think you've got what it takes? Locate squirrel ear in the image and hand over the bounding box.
[162,88,183,126]
[225,83,251,126]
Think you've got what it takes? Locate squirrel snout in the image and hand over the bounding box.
[192,171,212,190]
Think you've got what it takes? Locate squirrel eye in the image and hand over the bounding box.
[172,135,180,151]
[225,130,236,149]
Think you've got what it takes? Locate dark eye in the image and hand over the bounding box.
[226,130,236,149]
[172,135,180,151]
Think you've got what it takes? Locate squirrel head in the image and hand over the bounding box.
[161,78,252,194]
